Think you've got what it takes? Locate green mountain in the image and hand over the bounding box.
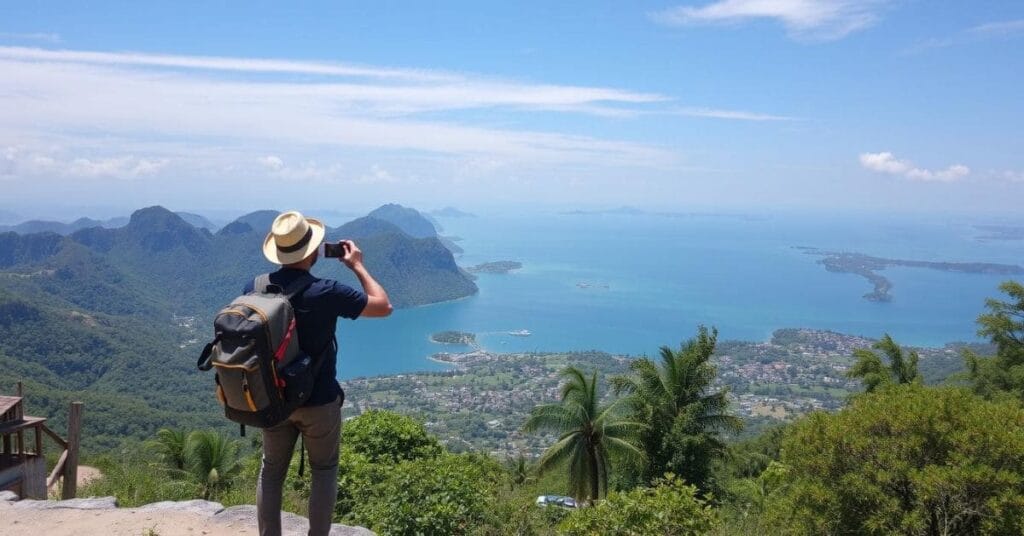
[367,203,438,239]
[0,204,476,452]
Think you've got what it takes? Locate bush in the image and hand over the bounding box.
[342,409,441,464]
[769,385,1024,535]
[344,452,504,535]
[558,474,719,536]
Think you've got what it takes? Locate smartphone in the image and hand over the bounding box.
[323,242,346,258]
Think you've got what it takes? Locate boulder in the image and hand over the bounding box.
[10,496,118,510]
[136,499,224,516]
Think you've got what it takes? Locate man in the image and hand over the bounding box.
[249,210,392,536]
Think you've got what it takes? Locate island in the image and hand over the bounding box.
[797,247,1024,302]
[430,330,477,345]
[465,261,523,274]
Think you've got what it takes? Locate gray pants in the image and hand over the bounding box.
[257,397,341,536]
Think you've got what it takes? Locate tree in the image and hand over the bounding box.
[183,430,242,500]
[847,333,921,392]
[342,409,441,464]
[148,428,189,472]
[611,326,741,490]
[523,366,646,503]
[965,280,1024,400]
[768,386,1024,535]
[558,474,719,535]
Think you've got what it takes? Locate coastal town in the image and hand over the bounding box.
[341,328,972,458]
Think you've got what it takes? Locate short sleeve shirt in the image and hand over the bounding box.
[244,267,367,406]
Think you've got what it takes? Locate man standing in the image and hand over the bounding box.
[250,211,392,536]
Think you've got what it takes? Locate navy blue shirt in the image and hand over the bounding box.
[244,268,367,406]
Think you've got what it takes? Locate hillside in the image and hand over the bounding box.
[0,204,476,452]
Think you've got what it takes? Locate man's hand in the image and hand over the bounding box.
[339,240,392,317]
[340,240,363,269]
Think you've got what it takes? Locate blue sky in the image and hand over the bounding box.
[1,1,1022,218]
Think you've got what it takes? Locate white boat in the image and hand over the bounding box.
[508,329,532,337]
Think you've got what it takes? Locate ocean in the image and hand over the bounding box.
[335,211,1024,379]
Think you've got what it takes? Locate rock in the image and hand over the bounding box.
[137,499,224,516]
[211,504,375,536]
[11,496,118,510]
[0,490,18,501]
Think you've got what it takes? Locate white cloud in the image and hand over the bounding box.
[904,19,1024,55]
[2,145,169,179]
[259,155,285,171]
[652,0,888,41]
[670,106,798,121]
[859,152,970,183]
[358,165,398,184]
[967,19,1024,37]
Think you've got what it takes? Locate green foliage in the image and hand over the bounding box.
[523,366,645,502]
[346,452,505,536]
[768,385,1024,535]
[847,333,921,392]
[342,409,442,463]
[557,474,719,536]
[183,430,243,500]
[965,280,1024,400]
[610,326,741,492]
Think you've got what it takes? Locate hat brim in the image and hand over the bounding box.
[262,218,326,265]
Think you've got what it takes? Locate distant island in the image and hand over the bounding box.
[975,225,1024,241]
[798,247,1024,302]
[466,261,522,274]
[430,330,477,345]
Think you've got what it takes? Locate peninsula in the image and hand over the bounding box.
[798,247,1024,301]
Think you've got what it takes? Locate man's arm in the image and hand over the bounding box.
[340,240,393,317]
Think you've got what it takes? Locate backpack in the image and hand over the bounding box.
[197,272,319,432]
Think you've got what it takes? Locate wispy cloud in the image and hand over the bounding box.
[903,19,1024,55]
[1,145,168,180]
[0,32,61,43]
[651,0,889,41]
[0,46,795,183]
[859,151,969,183]
[670,106,799,121]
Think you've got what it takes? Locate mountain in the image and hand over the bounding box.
[328,217,477,307]
[175,212,219,232]
[367,203,438,239]
[0,203,477,453]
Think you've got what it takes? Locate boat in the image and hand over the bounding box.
[508,329,532,337]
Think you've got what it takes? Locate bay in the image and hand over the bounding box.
[336,211,1024,379]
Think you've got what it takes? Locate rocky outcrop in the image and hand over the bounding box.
[0,494,375,536]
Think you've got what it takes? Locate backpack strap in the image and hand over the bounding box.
[253,272,316,299]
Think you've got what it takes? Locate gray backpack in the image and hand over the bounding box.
[197,273,318,431]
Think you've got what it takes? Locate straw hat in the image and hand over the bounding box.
[262,211,326,265]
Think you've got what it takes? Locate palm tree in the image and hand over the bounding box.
[183,430,242,500]
[847,334,921,392]
[148,428,188,472]
[611,326,741,490]
[522,366,645,503]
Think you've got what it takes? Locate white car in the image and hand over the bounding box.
[535,495,579,508]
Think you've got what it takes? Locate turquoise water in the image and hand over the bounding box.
[336,212,1024,379]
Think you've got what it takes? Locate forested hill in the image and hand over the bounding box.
[0,204,476,452]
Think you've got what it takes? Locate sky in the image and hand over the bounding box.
[1,1,1022,219]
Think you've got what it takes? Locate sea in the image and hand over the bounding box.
[335,211,1024,379]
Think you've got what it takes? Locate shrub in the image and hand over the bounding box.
[558,474,719,535]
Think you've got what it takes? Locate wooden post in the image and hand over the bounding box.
[16,381,23,397]
[61,402,82,499]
